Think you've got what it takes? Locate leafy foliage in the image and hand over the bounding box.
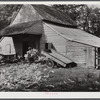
[0,63,51,91]
[52,4,100,37]
[1,4,100,36]
[0,64,100,91]
[0,5,21,30]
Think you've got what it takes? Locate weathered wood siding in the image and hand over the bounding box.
[43,23,95,67]
[40,31,47,51]
[86,46,95,67]
[42,23,66,55]
[11,5,42,25]
[66,40,95,67]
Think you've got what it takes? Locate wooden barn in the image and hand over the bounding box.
[1,4,100,68]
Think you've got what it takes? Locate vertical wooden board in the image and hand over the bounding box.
[40,43,45,51]
[66,40,95,67]
[13,36,23,57]
[11,5,42,25]
[86,46,95,68]
[43,24,66,54]
[40,31,47,50]
[95,48,98,68]
[66,41,86,63]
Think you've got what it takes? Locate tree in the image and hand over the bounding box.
[52,4,100,37]
[0,5,22,30]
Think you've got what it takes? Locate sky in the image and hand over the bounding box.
[87,4,100,8]
[0,4,100,9]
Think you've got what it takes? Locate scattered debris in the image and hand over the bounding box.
[0,63,51,91]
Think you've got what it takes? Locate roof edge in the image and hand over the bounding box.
[44,22,100,48]
[10,5,22,25]
[43,20,77,28]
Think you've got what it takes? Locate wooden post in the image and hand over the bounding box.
[95,47,99,69]
[95,47,96,68]
[95,47,100,69]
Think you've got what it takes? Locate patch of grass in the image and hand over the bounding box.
[38,67,100,91]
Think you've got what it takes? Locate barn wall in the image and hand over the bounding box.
[40,31,47,51]
[42,23,66,55]
[86,46,95,67]
[43,23,95,68]
[66,40,95,68]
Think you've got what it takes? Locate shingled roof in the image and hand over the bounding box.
[0,20,43,36]
[10,5,77,27]
[32,5,77,27]
[0,5,77,36]
[45,22,100,47]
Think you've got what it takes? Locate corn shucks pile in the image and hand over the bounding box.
[0,63,52,91]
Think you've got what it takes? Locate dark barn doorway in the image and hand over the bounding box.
[22,41,37,57]
[23,41,29,57]
[13,34,41,58]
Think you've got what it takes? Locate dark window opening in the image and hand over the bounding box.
[45,43,52,50]
[23,41,29,57]
[45,43,57,53]
[45,43,52,52]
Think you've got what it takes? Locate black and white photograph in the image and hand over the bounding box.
[1,2,100,93]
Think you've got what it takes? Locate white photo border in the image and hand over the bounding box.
[0,1,100,98]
